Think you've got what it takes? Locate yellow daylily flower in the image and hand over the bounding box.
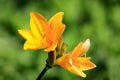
[18,12,65,51]
[55,39,96,78]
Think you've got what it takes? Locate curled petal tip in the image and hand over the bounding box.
[85,39,90,46]
[82,39,90,53]
[82,74,86,78]
[94,64,97,68]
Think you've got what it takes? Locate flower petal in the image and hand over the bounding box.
[30,12,49,41]
[46,17,65,51]
[49,12,64,29]
[71,39,90,57]
[51,23,65,42]
[55,54,86,77]
[44,42,57,51]
[55,54,71,68]
[49,12,65,44]
[18,30,47,50]
[71,57,96,71]
[18,30,35,41]
[68,65,86,77]
[71,42,83,57]
[81,39,90,54]
[24,41,42,50]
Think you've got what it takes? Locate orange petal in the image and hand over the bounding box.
[55,54,86,77]
[51,23,65,42]
[46,22,65,51]
[49,12,65,44]
[71,42,83,57]
[67,65,86,77]
[55,54,71,68]
[71,57,96,71]
[49,12,64,29]
[71,39,90,57]
[44,42,57,51]
[30,12,49,41]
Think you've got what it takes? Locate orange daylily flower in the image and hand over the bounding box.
[55,39,96,78]
[18,12,65,51]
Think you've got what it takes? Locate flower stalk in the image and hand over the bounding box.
[36,51,55,80]
[36,64,49,80]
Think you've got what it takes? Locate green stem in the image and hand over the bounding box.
[36,64,50,80]
[36,51,55,80]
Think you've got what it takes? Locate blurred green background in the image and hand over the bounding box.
[0,0,120,80]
